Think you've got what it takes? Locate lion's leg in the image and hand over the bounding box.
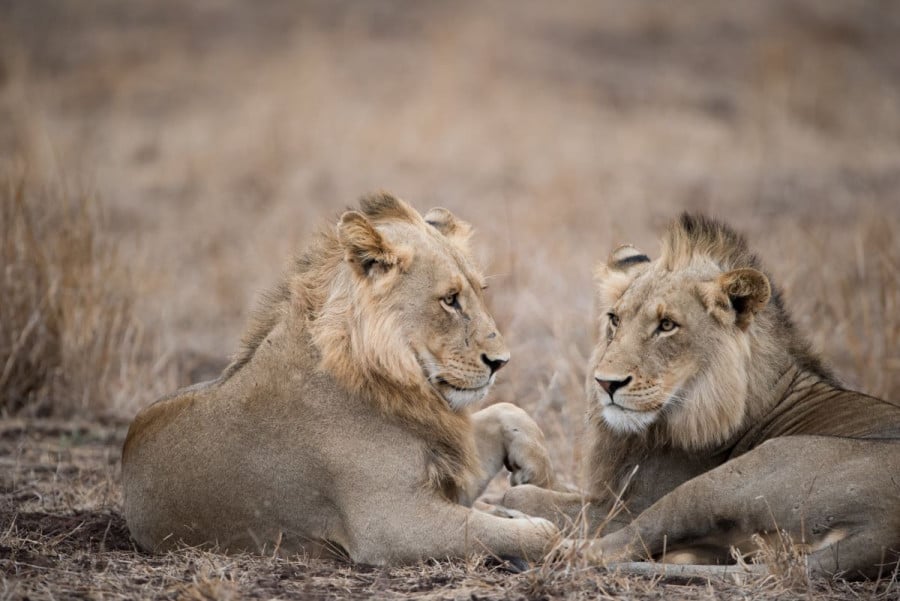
[590,437,900,577]
[500,484,624,535]
[345,493,558,565]
[470,403,555,497]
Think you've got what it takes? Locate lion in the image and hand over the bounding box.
[121,194,558,565]
[501,213,900,578]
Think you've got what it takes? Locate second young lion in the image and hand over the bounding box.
[501,213,900,578]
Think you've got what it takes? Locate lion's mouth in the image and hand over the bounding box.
[598,390,662,414]
[435,377,491,393]
[606,400,650,413]
[594,379,667,414]
[415,349,493,409]
[433,376,494,411]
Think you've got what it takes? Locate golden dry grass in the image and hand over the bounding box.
[0,179,158,418]
[1,0,899,598]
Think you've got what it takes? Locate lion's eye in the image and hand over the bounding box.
[441,292,460,309]
[658,318,678,333]
[607,312,620,328]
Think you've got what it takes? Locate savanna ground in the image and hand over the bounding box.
[2,1,900,599]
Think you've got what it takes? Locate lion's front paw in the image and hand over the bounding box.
[504,449,552,487]
[496,406,555,488]
[504,434,554,488]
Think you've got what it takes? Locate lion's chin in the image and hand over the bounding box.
[601,403,659,433]
[437,379,493,412]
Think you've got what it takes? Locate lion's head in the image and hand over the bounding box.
[261,193,508,412]
[324,195,508,409]
[588,213,775,449]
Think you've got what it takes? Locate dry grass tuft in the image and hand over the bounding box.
[749,531,812,592]
[173,568,240,601]
[0,174,164,418]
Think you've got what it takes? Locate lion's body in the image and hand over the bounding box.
[503,214,900,578]
[122,195,556,565]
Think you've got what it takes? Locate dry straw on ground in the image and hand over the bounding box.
[1,0,899,599]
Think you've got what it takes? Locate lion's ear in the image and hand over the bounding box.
[703,268,771,330]
[594,245,650,307]
[606,245,651,273]
[338,211,404,277]
[424,207,473,250]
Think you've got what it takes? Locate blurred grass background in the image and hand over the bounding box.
[1,0,898,482]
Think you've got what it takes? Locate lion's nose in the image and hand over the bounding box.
[595,375,632,398]
[481,353,509,375]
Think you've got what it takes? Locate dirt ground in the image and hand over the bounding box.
[2,1,900,599]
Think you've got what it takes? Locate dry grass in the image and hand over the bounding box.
[1,0,899,598]
[0,177,170,418]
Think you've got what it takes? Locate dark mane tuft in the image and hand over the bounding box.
[662,213,760,272]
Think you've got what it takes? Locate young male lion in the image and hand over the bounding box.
[502,213,900,578]
[122,194,557,565]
